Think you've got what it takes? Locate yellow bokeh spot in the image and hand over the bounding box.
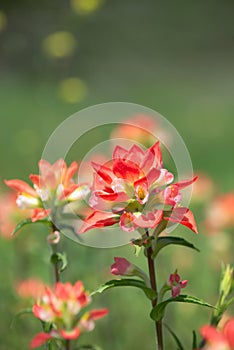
[42,31,76,58]
[71,0,103,14]
[0,11,7,32]
[58,78,87,104]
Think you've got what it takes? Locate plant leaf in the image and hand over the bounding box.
[150,295,215,321]
[11,218,51,237]
[164,324,185,350]
[152,236,200,258]
[10,308,33,328]
[91,279,157,300]
[50,252,68,273]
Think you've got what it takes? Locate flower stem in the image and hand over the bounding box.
[65,340,70,350]
[146,231,164,350]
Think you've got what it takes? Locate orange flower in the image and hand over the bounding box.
[30,281,108,348]
[5,159,90,223]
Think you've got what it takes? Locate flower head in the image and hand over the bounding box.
[80,141,197,235]
[5,159,90,224]
[167,270,188,298]
[30,281,108,348]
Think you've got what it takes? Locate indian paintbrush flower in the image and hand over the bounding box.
[30,281,108,348]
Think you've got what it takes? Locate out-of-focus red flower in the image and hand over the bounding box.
[30,281,108,348]
[5,159,90,224]
[200,318,234,350]
[111,114,168,148]
[0,192,30,239]
[80,141,197,235]
[191,172,215,203]
[16,278,47,300]
[167,270,188,298]
[204,193,234,234]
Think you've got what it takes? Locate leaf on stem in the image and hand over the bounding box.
[11,218,51,237]
[164,323,185,350]
[150,295,215,321]
[91,279,157,300]
[152,236,200,258]
[50,252,68,273]
[10,308,33,329]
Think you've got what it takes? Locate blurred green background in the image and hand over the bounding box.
[0,0,234,349]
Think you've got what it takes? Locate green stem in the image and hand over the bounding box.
[146,230,164,350]
[65,340,70,350]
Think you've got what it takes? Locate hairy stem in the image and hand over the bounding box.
[146,230,164,350]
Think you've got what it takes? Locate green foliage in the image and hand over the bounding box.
[50,252,68,273]
[152,236,200,258]
[91,278,157,300]
[11,218,51,236]
[150,295,215,322]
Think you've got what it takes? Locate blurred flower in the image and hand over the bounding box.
[16,278,47,300]
[191,172,215,203]
[42,31,76,58]
[0,191,30,239]
[200,318,234,350]
[47,230,60,244]
[111,114,170,148]
[167,270,188,298]
[80,141,197,234]
[58,77,87,104]
[71,0,103,15]
[5,159,90,224]
[0,11,7,32]
[204,193,234,234]
[30,281,108,348]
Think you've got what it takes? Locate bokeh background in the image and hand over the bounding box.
[0,0,234,349]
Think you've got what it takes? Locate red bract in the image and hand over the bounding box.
[80,141,197,234]
[167,270,188,298]
[5,159,90,223]
[30,281,108,348]
[200,319,234,350]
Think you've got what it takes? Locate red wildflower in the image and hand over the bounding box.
[30,281,108,348]
[5,159,90,224]
[80,141,197,234]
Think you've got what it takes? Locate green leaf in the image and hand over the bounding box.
[150,295,215,321]
[11,217,51,237]
[10,308,33,328]
[50,252,68,273]
[192,331,197,349]
[164,324,185,350]
[91,279,157,300]
[152,236,200,258]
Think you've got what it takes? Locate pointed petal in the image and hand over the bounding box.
[5,179,36,196]
[92,162,114,184]
[200,325,226,344]
[79,211,119,233]
[149,141,162,168]
[31,208,50,222]
[164,207,198,234]
[88,308,109,320]
[30,333,52,349]
[63,161,78,187]
[112,145,128,159]
[174,176,198,189]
